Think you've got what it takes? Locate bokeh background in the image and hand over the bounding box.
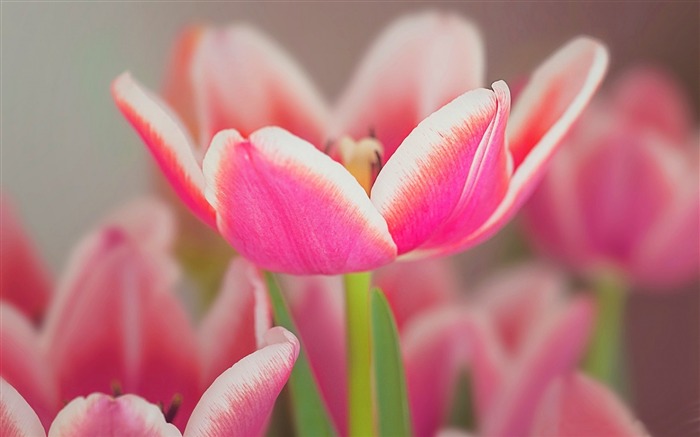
[2,2,698,436]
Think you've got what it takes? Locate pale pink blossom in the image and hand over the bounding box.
[0,198,272,431]
[522,67,699,289]
[112,12,608,274]
[0,327,299,437]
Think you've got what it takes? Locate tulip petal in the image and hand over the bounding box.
[281,274,347,433]
[373,257,460,331]
[183,327,299,437]
[101,197,176,253]
[48,393,180,437]
[198,258,272,388]
[0,195,52,320]
[402,308,504,437]
[0,304,58,428]
[203,127,397,274]
[191,26,329,148]
[531,373,646,437]
[334,12,485,161]
[611,67,694,143]
[1,379,47,437]
[452,37,609,253]
[372,83,510,256]
[481,297,595,437]
[112,73,216,227]
[42,227,200,430]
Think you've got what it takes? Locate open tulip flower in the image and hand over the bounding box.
[0,326,299,437]
[112,12,608,274]
[522,66,700,289]
[0,197,282,432]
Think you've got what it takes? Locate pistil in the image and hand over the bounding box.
[336,135,384,195]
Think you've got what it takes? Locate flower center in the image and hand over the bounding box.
[336,135,384,195]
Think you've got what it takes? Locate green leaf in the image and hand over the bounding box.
[371,288,413,437]
[265,272,338,437]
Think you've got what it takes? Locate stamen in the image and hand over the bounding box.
[111,381,123,397]
[368,126,376,139]
[163,394,183,424]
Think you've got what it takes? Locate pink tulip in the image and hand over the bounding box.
[407,263,646,437]
[112,12,608,274]
[0,327,299,437]
[1,197,272,431]
[523,67,699,289]
[0,195,52,321]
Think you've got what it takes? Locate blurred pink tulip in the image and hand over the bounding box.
[0,197,273,431]
[411,263,645,437]
[0,327,299,437]
[112,12,608,274]
[523,67,700,289]
[0,195,52,321]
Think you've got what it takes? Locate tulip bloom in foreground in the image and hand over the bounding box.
[523,67,699,289]
[113,12,608,274]
[0,326,299,437]
[0,197,274,431]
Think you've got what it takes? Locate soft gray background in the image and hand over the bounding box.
[2,2,698,436]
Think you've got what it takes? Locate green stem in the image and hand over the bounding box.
[345,272,374,437]
[583,272,628,394]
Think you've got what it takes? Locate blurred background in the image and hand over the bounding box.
[2,2,698,435]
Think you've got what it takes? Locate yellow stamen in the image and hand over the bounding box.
[337,135,384,195]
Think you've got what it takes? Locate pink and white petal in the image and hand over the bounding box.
[474,263,566,356]
[402,308,505,437]
[112,73,216,227]
[531,373,646,437]
[192,26,329,148]
[161,26,206,140]
[0,195,52,321]
[450,38,609,253]
[100,197,177,254]
[371,85,506,255]
[198,257,272,388]
[0,305,58,428]
[480,296,595,437]
[373,257,460,331]
[203,127,396,274]
[42,227,200,431]
[281,274,347,434]
[48,393,180,437]
[0,379,46,437]
[183,327,299,437]
[611,66,694,143]
[334,12,484,161]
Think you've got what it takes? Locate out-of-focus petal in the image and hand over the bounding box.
[281,274,347,433]
[191,26,329,148]
[183,327,299,437]
[531,373,646,437]
[202,127,396,274]
[42,227,200,430]
[48,393,180,437]
[372,83,509,256]
[0,379,47,437]
[474,263,566,356]
[198,257,271,388]
[0,305,58,428]
[334,12,485,161]
[374,257,460,331]
[100,197,176,253]
[0,195,52,321]
[162,26,206,140]
[481,297,595,437]
[461,38,608,252]
[611,67,693,143]
[112,73,216,227]
[402,308,504,437]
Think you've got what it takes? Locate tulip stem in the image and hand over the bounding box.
[345,271,375,437]
[583,272,628,395]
